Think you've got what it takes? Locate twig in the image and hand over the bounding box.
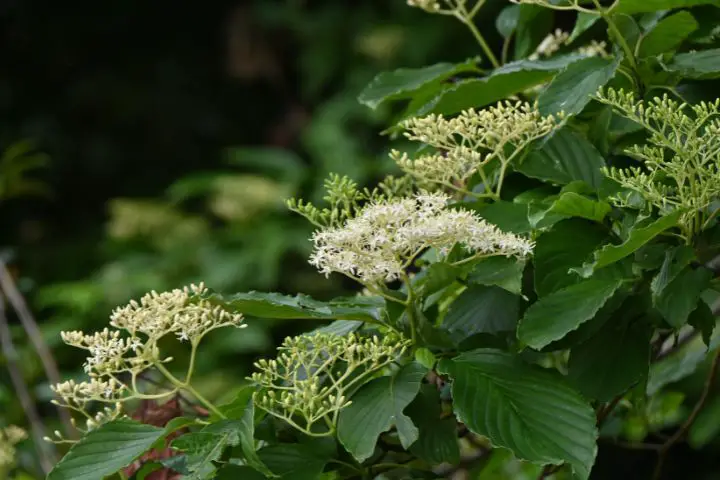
[596,394,624,427]
[0,292,55,473]
[0,261,74,436]
[652,349,720,480]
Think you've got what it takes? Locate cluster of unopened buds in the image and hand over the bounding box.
[50,283,245,437]
[250,332,409,436]
[0,426,26,471]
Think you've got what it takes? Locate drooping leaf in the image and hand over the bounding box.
[443,285,520,342]
[648,329,720,395]
[516,128,606,189]
[358,62,477,109]
[638,11,699,57]
[533,220,610,297]
[407,385,461,465]
[615,0,718,15]
[467,256,526,295]
[438,349,597,479]
[473,200,533,234]
[337,362,427,462]
[538,56,620,117]
[568,319,652,401]
[528,192,611,227]
[257,444,331,479]
[417,55,588,117]
[207,291,384,323]
[518,278,624,349]
[171,432,228,479]
[654,266,713,328]
[47,419,165,480]
[569,12,600,43]
[688,301,716,347]
[663,47,720,79]
[496,4,520,39]
[575,211,682,278]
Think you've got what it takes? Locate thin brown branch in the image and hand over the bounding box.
[0,261,74,436]
[596,394,624,427]
[0,292,55,473]
[652,349,720,480]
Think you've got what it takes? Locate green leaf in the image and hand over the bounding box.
[575,211,682,278]
[650,245,696,298]
[568,319,652,401]
[533,220,610,296]
[569,12,600,43]
[407,385,461,465]
[419,55,587,117]
[358,62,477,109]
[528,193,611,227]
[337,362,427,462]
[216,465,266,480]
[207,292,384,323]
[609,14,641,53]
[688,301,716,347]
[538,56,620,117]
[689,396,720,448]
[515,4,553,59]
[473,200,533,234]
[438,349,597,479]
[48,419,165,480]
[516,128,606,189]
[257,444,330,479]
[235,394,274,476]
[638,11,699,57]
[443,285,520,342]
[654,266,713,328]
[648,329,720,395]
[496,4,520,39]
[518,278,624,349]
[663,48,720,79]
[615,0,718,15]
[467,256,526,295]
[171,432,227,479]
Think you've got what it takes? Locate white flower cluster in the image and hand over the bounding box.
[0,426,26,471]
[250,332,409,435]
[390,101,557,197]
[309,191,533,284]
[530,29,569,60]
[52,283,245,434]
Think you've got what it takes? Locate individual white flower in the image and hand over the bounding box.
[309,191,533,284]
[529,29,569,60]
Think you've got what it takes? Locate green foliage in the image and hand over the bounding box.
[37,0,720,479]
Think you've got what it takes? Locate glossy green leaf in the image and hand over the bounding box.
[337,362,427,462]
[533,220,610,296]
[538,56,620,117]
[443,285,520,342]
[638,11,698,57]
[496,4,520,38]
[407,385,461,465]
[215,465,266,480]
[516,128,606,189]
[518,278,624,349]
[648,329,720,395]
[48,419,165,480]
[568,319,652,401]
[467,256,526,295]
[575,211,682,278]
[171,432,227,479]
[207,291,384,323]
[257,444,330,479]
[438,349,597,479]
[514,4,553,59]
[528,192,611,227]
[569,12,600,43]
[615,0,718,14]
[419,55,587,117]
[663,48,720,78]
[654,266,713,328]
[650,246,696,298]
[473,200,533,234]
[358,62,477,109]
[688,301,716,347]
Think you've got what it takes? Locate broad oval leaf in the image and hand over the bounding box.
[467,256,526,295]
[663,47,720,79]
[48,419,165,480]
[337,362,427,462]
[516,128,606,190]
[538,56,620,117]
[518,278,624,349]
[574,211,682,278]
[638,11,698,58]
[407,385,461,465]
[443,285,520,342]
[438,349,597,479]
[654,266,713,328]
[528,192,611,228]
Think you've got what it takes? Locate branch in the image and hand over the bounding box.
[0,292,55,473]
[0,261,74,436]
[652,349,720,480]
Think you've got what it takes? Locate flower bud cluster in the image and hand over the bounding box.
[250,332,409,435]
[309,191,533,285]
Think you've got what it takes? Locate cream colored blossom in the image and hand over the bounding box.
[391,101,558,198]
[530,29,569,60]
[250,332,409,436]
[309,191,533,285]
[0,426,26,471]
